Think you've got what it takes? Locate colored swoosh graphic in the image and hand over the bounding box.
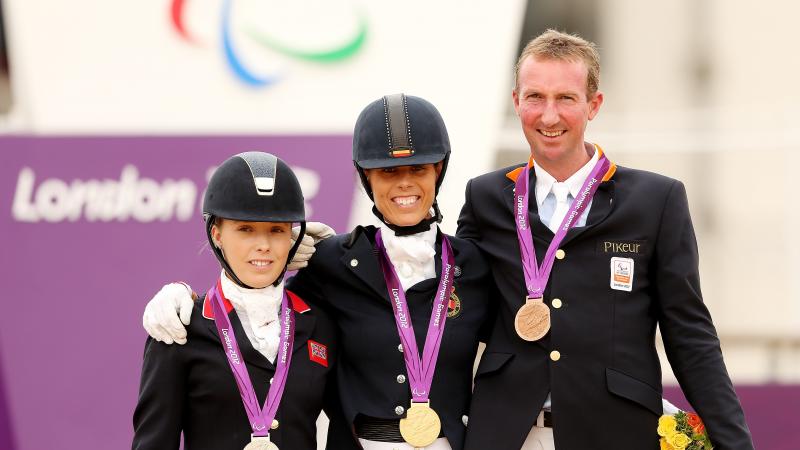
[169,0,367,87]
[244,12,368,63]
[170,0,194,42]
[221,0,279,87]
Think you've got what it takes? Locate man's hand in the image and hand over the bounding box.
[287,222,335,271]
[142,283,195,345]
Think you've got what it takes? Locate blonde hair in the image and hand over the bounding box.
[514,29,600,97]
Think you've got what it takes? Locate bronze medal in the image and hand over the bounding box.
[243,436,278,450]
[399,402,441,447]
[514,297,550,341]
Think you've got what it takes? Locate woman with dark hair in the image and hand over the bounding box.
[141,95,494,449]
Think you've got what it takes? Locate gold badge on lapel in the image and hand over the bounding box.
[447,288,461,318]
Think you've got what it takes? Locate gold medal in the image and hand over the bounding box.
[399,401,441,447]
[514,297,550,341]
[243,436,278,450]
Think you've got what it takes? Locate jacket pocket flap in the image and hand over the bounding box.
[475,352,514,377]
[606,368,662,416]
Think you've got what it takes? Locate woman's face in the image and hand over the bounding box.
[365,163,442,227]
[211,219,292,288]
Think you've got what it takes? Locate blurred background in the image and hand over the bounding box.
[0,0,797,449]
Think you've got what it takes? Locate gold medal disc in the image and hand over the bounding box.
[399,402,441,447]
[243,436,278,450]
[514,297,550,341]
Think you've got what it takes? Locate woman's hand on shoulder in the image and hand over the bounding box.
[288,222,336,270]
[142,282,195,345]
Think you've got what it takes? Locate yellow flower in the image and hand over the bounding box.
[660,437,676,450]
[668,432,693,450]
[657,415,678,437]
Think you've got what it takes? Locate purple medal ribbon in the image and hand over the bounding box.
[374,229,455,403]
[208,279,295,437]
[515,153,611,299]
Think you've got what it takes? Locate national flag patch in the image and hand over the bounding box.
[308,340,328,367]
[389,148,414,158]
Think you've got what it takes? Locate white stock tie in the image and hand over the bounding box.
[547,183,572,234]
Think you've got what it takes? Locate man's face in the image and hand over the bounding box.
[513,56,603,167]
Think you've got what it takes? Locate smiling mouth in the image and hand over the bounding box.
[539,129,565,137]
[249,260,273,268]
[392,195,421,208]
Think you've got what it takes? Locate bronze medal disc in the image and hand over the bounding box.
[399,403,441,448]
[514,298,550,341]
[243,437,278,450]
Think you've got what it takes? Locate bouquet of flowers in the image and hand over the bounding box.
[657,411,713,450]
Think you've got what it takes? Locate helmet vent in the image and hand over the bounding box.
[383,93,415,158]
[236,151,278,197]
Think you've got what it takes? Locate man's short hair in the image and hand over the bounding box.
[514,29,600,97]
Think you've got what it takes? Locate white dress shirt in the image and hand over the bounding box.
[533,146,599,231]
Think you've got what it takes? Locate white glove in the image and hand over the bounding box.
[662,397,682,415]
[142,283,195,345]
[287,222,336,270]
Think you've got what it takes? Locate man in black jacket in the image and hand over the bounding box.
[459,29,754,450]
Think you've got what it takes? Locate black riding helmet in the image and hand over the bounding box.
[353,93,451,235]
[203,151,306,288]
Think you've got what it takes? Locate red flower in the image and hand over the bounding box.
[686,412,705,434]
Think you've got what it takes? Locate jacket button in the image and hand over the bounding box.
[555,249,566,260]
[395,406,405,415]
[550,350,561,361]
[398,344,404,353]
[552,298,562,309]
[350,259,359,267]
[396,374,406,383]
[462,415,469,426]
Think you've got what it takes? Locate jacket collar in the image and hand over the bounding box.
[504,142,617,184]
[342,225,457,304]
[202,286,310,320]
[202,287,315,371]
[502,143,617,246]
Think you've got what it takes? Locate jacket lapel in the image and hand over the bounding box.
[203,293,318,370]
[560,179,616,247]
[504,165,617,249]
[204,307,275,371]
[503,169,555,247]
[340,228,391,303]
[291,311,316,356]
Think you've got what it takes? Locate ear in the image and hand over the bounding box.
[587,90,604,120]
[434,161,444,177]
[512,88,521,116]
[211,223,223,249]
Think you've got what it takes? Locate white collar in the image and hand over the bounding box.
[533,145,599,206]
[378,222,437,290]
[378,222,438,255]
[219,271,284,362]
[219,271,284,301]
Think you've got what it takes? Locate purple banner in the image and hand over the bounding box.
[0,136,356,450]
[664,385,800,449]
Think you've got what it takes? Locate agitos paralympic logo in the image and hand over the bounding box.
[170,0,368,87]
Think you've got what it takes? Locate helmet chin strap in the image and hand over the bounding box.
[371,201,442,236]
